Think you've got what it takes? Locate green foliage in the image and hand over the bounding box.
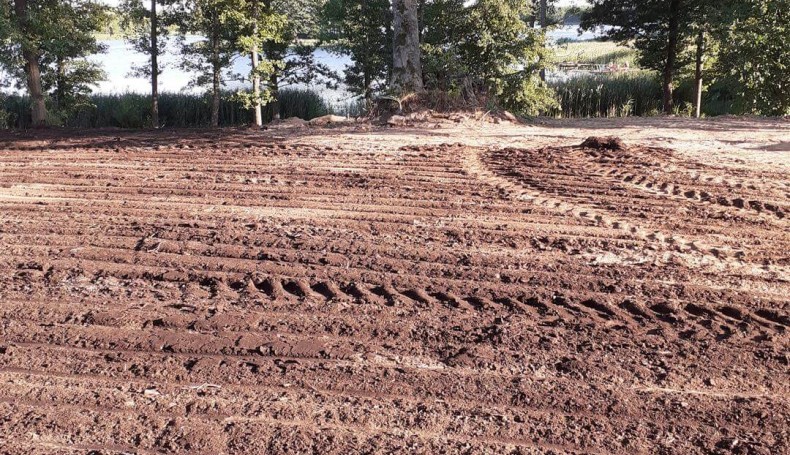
[0,93,13,129]
[272,0,325,39]
[118,1,176,79]
[581,1,692,75]
[712,0,789,116]
[233,0,290,109]
[422,0,556,116]
[320,0,392,102]
[2,88,331,128]
[173,0,244,90]
[0,0,110,117]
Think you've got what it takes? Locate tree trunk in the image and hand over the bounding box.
[662,0,681,114]
[211,33,220,127]
[262,0,279,120]
[151,0,160,128]
[539,0,547,81]
[14,0,48,127]
[269,71,279,120]
[211,64,220,127]
[391,0,423,93]
[694,29,704,118]
[250,0,262,127]
[539,0,547,27]
[56,56,65,110]
[364,70,372,109]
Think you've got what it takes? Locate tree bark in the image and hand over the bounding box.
[211,31,220,127]
[391,0,423,93]
[268,71,279,120]
[151,0,160,128]
[540,0,547,27]
[250,0,262,127]
[662,0,681,114]
[694,29,704,118]
[56,56,65,110]
[14,0,48,127]
[262,0,279,120]
[539,0,547,81]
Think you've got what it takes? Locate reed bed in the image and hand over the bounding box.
[1,88,331,129]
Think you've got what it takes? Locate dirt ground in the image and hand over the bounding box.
[0,116,787,454]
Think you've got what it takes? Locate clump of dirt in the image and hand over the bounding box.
[580,136,628,151]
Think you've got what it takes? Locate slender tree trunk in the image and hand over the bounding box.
[362,1,372,108]
[151,0,160,128]
[14,0,47,127]
[269,71,279,120]
[250,0,262,127]
[211,32,220,127]
[261,0,279,120]
[539,0,547,81]
[662,0,681,114]
[391,0,423,93]
[539,0,547,27]
[56,56,65,110]
[694,29,704,118]
[364,70,372,109]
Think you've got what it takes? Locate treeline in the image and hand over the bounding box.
[582,0,789,117]
[0,0,788,130]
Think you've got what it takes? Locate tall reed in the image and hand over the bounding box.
[546,72,663,118]
[1,88,331,129]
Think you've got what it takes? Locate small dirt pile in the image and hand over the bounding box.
[580,136,628,152]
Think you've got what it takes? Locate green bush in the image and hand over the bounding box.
[0,94,27,129]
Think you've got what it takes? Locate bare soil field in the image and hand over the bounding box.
[0,116,788,454]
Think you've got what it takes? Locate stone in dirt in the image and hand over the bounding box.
[308,115,352,126]
[580,136,628,151]
[277,117,308,128]
[501,111,518,122]
[387,115,408,126]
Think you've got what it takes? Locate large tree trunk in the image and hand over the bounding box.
[14,0,48,127]
[662,0,681,114]
[694,29,704,118]
[151,0,160,128]
[250,0,262,127]
[391,0,423,93]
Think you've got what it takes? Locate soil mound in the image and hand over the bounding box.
[580,136,628,151]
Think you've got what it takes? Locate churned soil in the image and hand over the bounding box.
[0,116,788,454]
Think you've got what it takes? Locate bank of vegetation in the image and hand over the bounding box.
[0,0,787,130]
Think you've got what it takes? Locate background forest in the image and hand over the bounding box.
[0,0,787,128]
